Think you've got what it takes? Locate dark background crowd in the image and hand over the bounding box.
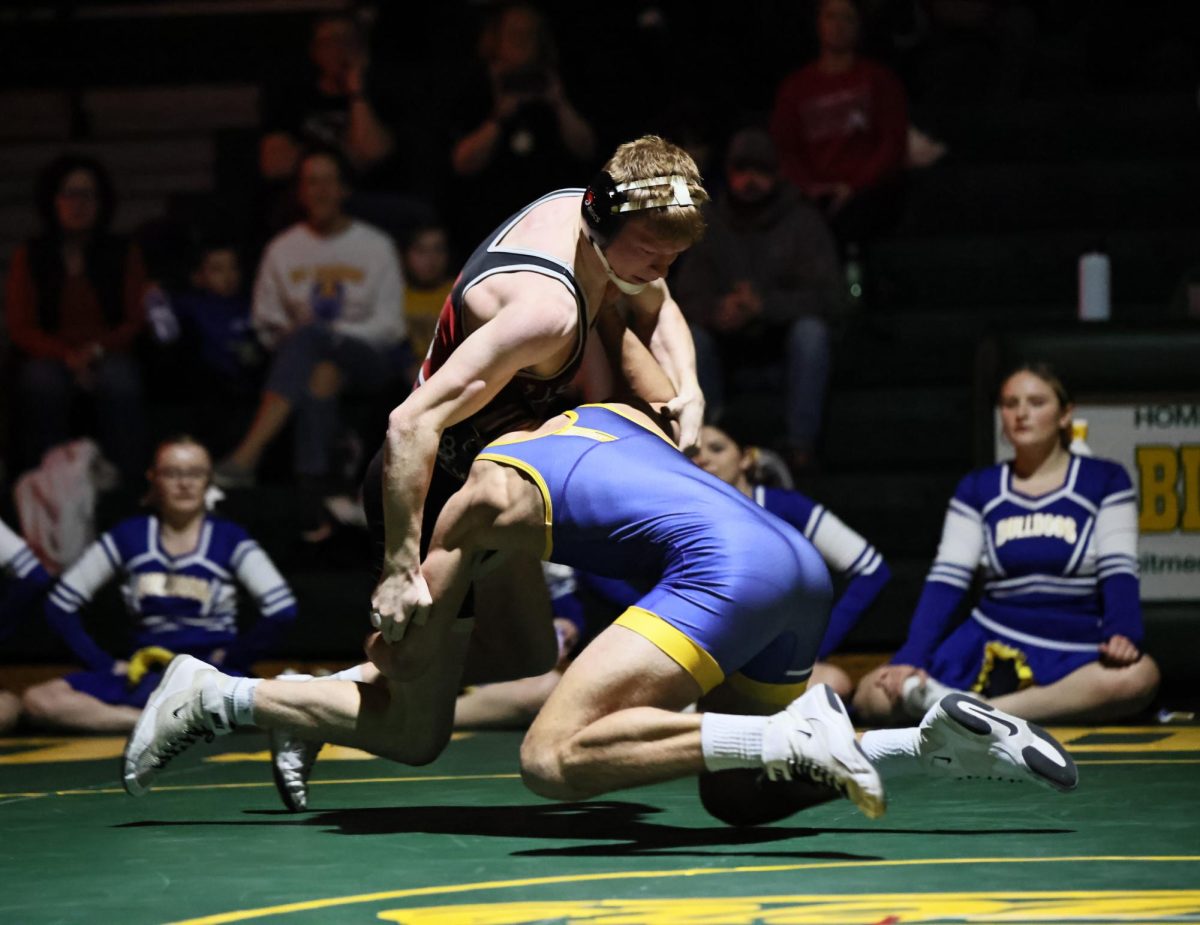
[0,0,1197,682]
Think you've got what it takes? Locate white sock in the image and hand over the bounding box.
[701,713,767,772]
[197,677,234,735]
[217,676,260,728]
[275,665,366,684]
[860,727,922,778]
[922,676,955,706]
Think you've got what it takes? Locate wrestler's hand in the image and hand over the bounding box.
[665,389,705,453]
[370,566,432,645]
[1099,634,1141,667]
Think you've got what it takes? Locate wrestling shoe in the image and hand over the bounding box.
[918,693,1078,792]
[122,654,230,796]
[270,730,321,812]
[763,684,887,819]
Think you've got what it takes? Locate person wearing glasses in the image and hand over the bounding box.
[20,437,297,732]
[4,154,149,481]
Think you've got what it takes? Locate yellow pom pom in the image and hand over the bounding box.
[127,646,176,687]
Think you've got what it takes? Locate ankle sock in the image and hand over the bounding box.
[701,713,767,772]
[860,727,921,778]
[198,675,235,734]
[213,676,260,728]
[275,665,366,684]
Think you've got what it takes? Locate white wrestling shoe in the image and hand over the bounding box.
[270,730,322,812]
[123,654,230,796]
[763,684,887,819]
[918,693,1078,792]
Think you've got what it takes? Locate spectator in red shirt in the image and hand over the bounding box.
[770,0,908,247]
[4,155,147,480]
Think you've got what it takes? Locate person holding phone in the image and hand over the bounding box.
[449,3,596,246]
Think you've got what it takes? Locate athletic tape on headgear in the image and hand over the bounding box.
[581,172,696,294]
[582,171,695,242]
[613,174,694,210]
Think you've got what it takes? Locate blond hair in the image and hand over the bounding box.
[603,135,709,246]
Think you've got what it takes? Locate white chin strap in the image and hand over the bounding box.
[591,237,647,295]
[588,174,696,295]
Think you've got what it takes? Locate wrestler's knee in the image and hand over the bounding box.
[387,730,449,767]
[519,728,590,801]
[380,706,452,767]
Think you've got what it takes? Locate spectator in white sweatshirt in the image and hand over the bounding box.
[215,146,408,533]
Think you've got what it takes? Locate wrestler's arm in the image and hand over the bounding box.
[594,302,677,405]
[593,305,680,442]
[623,279,704,449]
[373,279,579,637]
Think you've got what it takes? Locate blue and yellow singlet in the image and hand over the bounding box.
[479,404,832,700]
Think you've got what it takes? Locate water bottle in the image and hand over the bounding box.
[1078,251,1110,321]
[845,243,864,304]
[145,286,180,343]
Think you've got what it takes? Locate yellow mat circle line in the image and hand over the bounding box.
[166,855,1200,925]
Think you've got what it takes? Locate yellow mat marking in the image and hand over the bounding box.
[209,744,388,763]
[165,858,1200,924]
[1054,726,1200,752]
[0,773,521,800]
[378,890,1200,924]
[0,736,126,765]
[0,732,473,766]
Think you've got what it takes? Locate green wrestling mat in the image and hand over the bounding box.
[1,726,1197,924]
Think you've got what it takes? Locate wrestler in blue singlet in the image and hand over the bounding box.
[478,404,832,702]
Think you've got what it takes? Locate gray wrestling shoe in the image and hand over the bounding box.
[763,683,887,820]
[123,655,230,796]
[270,730,322,812]
[918,693,1078,792]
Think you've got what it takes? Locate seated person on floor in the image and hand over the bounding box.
[21,437,297,733]
[692,420,891,698]
[854,363,1160,726]
[0,517,54,732]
